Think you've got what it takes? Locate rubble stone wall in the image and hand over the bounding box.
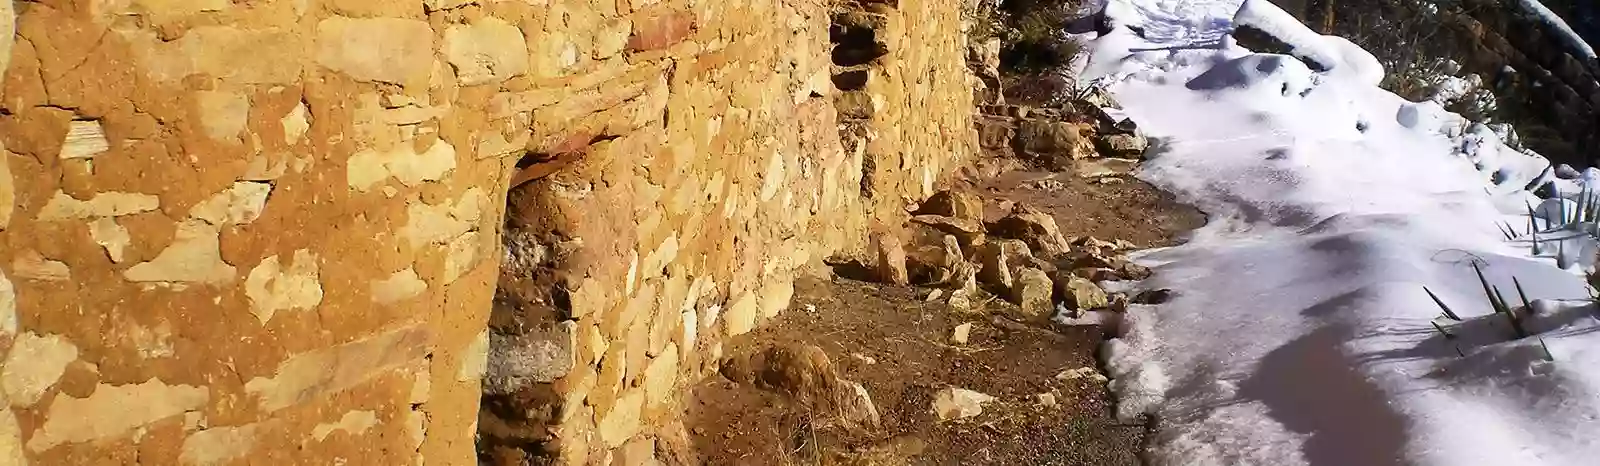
[0,0,977,464]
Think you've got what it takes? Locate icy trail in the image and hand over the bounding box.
[1084,1,1600,465]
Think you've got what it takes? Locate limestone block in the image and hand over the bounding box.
[316,17,435,85]
[444,18,529,86]
[1011,267,1054,321]
[641,343,678,408]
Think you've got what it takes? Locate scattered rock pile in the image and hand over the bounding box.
[866,189,1155,325]
[975,88,1151,181]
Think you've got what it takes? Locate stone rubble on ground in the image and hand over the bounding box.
[1032,391,1059,408]
[932,386,997,421]
[1055,367,1109,384]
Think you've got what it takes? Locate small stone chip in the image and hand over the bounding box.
[1055,367,1109,384]
[950,322,972,345]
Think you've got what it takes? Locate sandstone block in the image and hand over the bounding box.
[444,18,529,86]
[628,7,695,52]
[316,17,434,85]
[910,215,985,249]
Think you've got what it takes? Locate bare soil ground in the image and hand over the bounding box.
[682,172,1203,465]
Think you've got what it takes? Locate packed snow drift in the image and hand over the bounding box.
[1080,0,1600,465]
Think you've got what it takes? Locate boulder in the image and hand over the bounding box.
[911,215,986,249]
[838,381,881,429]
[1011,267,1055,321]
[1016,119,1096,170]
[932,387,996,421]
[1056,274,1108,311]
[989,205,1071,258]
[1132,288,1173,304]
[872,232,909,285]
[1094,133,1149,159]
[916,190,986,224]
[977,239,1033,290]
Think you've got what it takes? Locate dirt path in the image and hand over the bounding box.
[682,173,1203,465]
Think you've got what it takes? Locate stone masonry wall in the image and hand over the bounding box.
[0,0,977,465]
[483,0,978,463]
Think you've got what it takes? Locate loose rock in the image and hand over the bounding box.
[1132,288,1173,304]
[950,323,972,345]
[1057,275,1108,311]
[873,233,909,285]
[911,215,986,249]
[1033,391,1058,408]
[1011,267,1055,321]
[932,386,996,421]
[977,239,1033,290]
[916,190,986,224]
[990,204,1071,258]
[1056,367,1109,384]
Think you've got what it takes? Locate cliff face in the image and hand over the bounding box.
[0,0,977,464]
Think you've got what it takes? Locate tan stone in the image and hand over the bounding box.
[281,103,310,146]
[458,329,489,384]
[931,387,994,422]
[27,378,209,452]
[316,17,435,85]
[122,26,306,85]
[1058,275,1108,311]
[347,139,457,192]
[873,232,909,285]
[444,18,529,86]
[398,189,483,248]
[757,279,793,319]
[597,389,644,448]
[0,271,13,340]
[443,231,481,284]
[36,190,160,221]
[59,120,108,159]
[723,293,758,337]
[950,323,972,345]
[312,410,378,441]
[180,422,265,466]
[371,268,428,304]
[641,343,678,408]
[0,146,11,231]
[978,239,1032,290]
[123,221,235,285]
[1011,267,1054,321]
[88,217,131,263]
[244,249,324,324]
[189,181,272,226]
[243,324,428,413]
[194,90,250,142]
[991,204,1071,258]
[916,190,985,223]
[12,250,70,281]
[2,332,79,407]
[0,407,22,466]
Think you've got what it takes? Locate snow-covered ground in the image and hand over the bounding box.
[1080,0,1600,465]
